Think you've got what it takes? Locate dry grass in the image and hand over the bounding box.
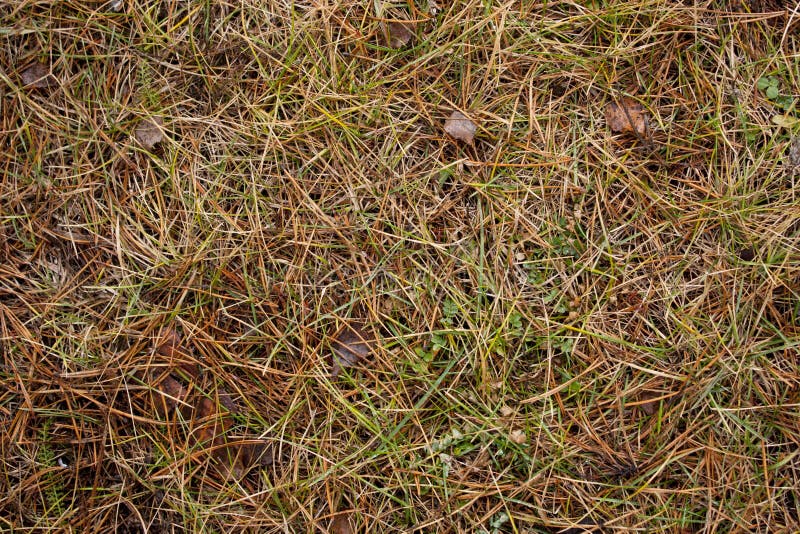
[1,1,800,532]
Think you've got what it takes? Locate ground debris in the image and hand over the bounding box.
[330,513,355,534]
[331,323,376,376]
[135,116,165,149]
[384,21,414,48]
[605,97,648,136]
[444,110,477,145]
[20,63,56,88]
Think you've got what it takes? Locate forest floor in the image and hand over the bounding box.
[1,1,799,532]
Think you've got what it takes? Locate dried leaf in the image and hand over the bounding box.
[236,440,275,469]
[20,63,55,88]
[635,391,664,416]
[156,329,178,356]
[135,116,165,149]
[193,397,229,447]
[639,395,658,416]
[605,97,648,136]
[218,391,237,413]
[330,513,354,534]
[772,114,799,128]
[386,22,414,48]
[156,328,199,379]
[149,332,191,417]
[215,442,273,480]
[191,396,240,475]
[509,429,527,444]
[331,323,375,376]
[192,393,275,479]
[787,136,800,173]
[151,374,188,418]
[444,110,477,145]
[150,331,269,479]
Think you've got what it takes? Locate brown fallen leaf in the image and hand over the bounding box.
[148,331,273,480]
[190,392,276,480]
[605,97,648,136]
[634,389,675,416]
[213,440,275,480]
[331,323,376,376]
[637,391,660,416]
[444,110,477,145]
[20,63,55,89]
[135,116,165,149]
[150,329,280,480]
[149,331,188,418]
[787,136,800,174]
[192,397,226,446]
[151,374,188,419]
[156,328,199,379]
[385,21,414,48]
[330,513,354,534]
[156,328,182,358]
[235,440,274,469]
[192,395,243,476]
[509,429,527,444]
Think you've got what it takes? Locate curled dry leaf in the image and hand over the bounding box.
[135,116,165,149]
[150,329,193,418]
[637,392,660,416]
[737,246,756,261]
[605,97,648,136]
[192,395,241,476]
[444,110,477,145]
[331,323,376,376]
[385,21,414,48]
[195,391,275,479]
[20,63,55,88]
